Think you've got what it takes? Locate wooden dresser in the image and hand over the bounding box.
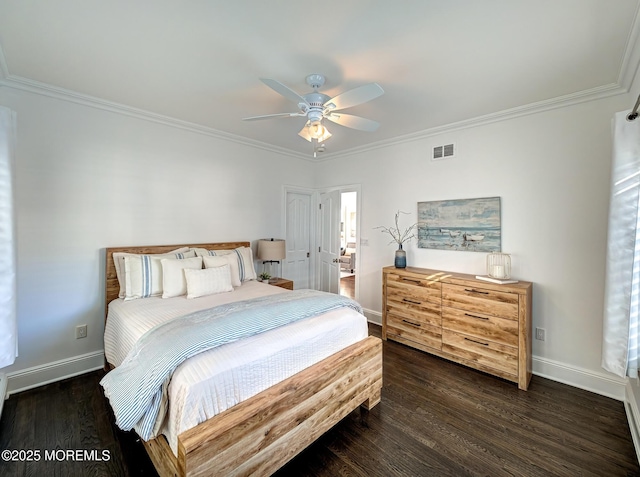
[382,266,533,390]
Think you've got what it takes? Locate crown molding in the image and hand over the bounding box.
[0,69,631,164]
[317,82,627,161]
[0,69,309,161]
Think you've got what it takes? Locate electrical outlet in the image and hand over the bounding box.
[75,324,87,339]
[535,327,545,341]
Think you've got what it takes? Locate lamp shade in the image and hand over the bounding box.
[257,239,286,261]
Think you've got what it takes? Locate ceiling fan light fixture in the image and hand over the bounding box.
[309,120,323,137]
[298,121,332,142]
[309,120,332,141]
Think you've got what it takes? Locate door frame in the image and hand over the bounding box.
[315,183,361,299]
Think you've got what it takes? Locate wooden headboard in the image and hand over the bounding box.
[105,241,250,318]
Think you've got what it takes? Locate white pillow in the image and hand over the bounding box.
[123,251,196,300]
[203,254,241,287]
[161,256,203,298]
[192,248,234,257]
[184,265,233,299]
[113,247,191,298]
[233,247,257,281]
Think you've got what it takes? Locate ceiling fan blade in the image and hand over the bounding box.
[324,83,384,111]
[260,78,309,106]
[242,112,303,121]
[325,113,380,132]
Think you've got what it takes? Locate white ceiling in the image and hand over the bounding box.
[1,0,639,159]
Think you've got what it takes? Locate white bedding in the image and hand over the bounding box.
[104,281,368,455]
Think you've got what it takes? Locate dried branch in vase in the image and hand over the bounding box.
[375,210,417,246]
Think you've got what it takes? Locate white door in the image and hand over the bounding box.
[318,190,341,294]
[284,191,312,289]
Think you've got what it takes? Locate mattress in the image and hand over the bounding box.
[104,281,368,455]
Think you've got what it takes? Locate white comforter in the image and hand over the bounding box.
[104,281,368,455]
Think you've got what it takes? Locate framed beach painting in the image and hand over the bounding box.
[417,197,501,252]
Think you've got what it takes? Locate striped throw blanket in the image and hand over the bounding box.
[100,289,364,440]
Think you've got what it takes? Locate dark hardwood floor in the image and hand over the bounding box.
[1,324,638,476]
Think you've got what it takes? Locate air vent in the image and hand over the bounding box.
[432,143,455,161]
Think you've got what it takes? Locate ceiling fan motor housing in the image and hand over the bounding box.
[303,92,331,122]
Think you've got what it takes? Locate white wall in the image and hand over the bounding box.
[0,86,314,391]
[314,93,633,398]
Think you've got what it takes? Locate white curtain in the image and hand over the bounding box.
[0,106,17,369]
[602,109,640,378]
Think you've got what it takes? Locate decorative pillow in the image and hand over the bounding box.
[123,251,196,300]
[192,248,234,257]
[203,254,241,287]
[113,247,191,298]
[184,265,233,299]
[233,247,257,281]
[161,256,203,298]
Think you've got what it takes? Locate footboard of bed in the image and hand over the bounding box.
[142,335,383,477]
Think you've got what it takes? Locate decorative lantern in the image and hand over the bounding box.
[487,252,511,279]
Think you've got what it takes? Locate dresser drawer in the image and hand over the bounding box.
[387,298,441,327]
[442,283,518,320]
[386,272,441,305]
[442,307,518,348]
[442,329,518,376]
[386,311,442,350]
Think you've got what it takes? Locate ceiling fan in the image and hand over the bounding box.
[243,74,384,144]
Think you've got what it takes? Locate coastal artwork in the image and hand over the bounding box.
[417,197,501,252]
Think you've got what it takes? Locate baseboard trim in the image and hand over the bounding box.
[625,382,640,465]
[532,355,626,400]
[6,351,105,396]
[364,308,382,326]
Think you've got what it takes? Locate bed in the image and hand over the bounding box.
[102,242,383,477]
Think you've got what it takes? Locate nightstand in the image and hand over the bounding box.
[268,278,293,290]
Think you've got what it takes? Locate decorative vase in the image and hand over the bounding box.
[395,244,407,268]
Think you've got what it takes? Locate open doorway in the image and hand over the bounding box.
[339,191,357,299]
[315,186,359,298]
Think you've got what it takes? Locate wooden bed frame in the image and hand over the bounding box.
[104,242,383,477]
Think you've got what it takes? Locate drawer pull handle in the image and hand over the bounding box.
[464,337,489,346]
[401,277,422,284]
[402,298,422,305]
[402,319,422,328]
[464,288,489,295]
[465,313,489,321]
